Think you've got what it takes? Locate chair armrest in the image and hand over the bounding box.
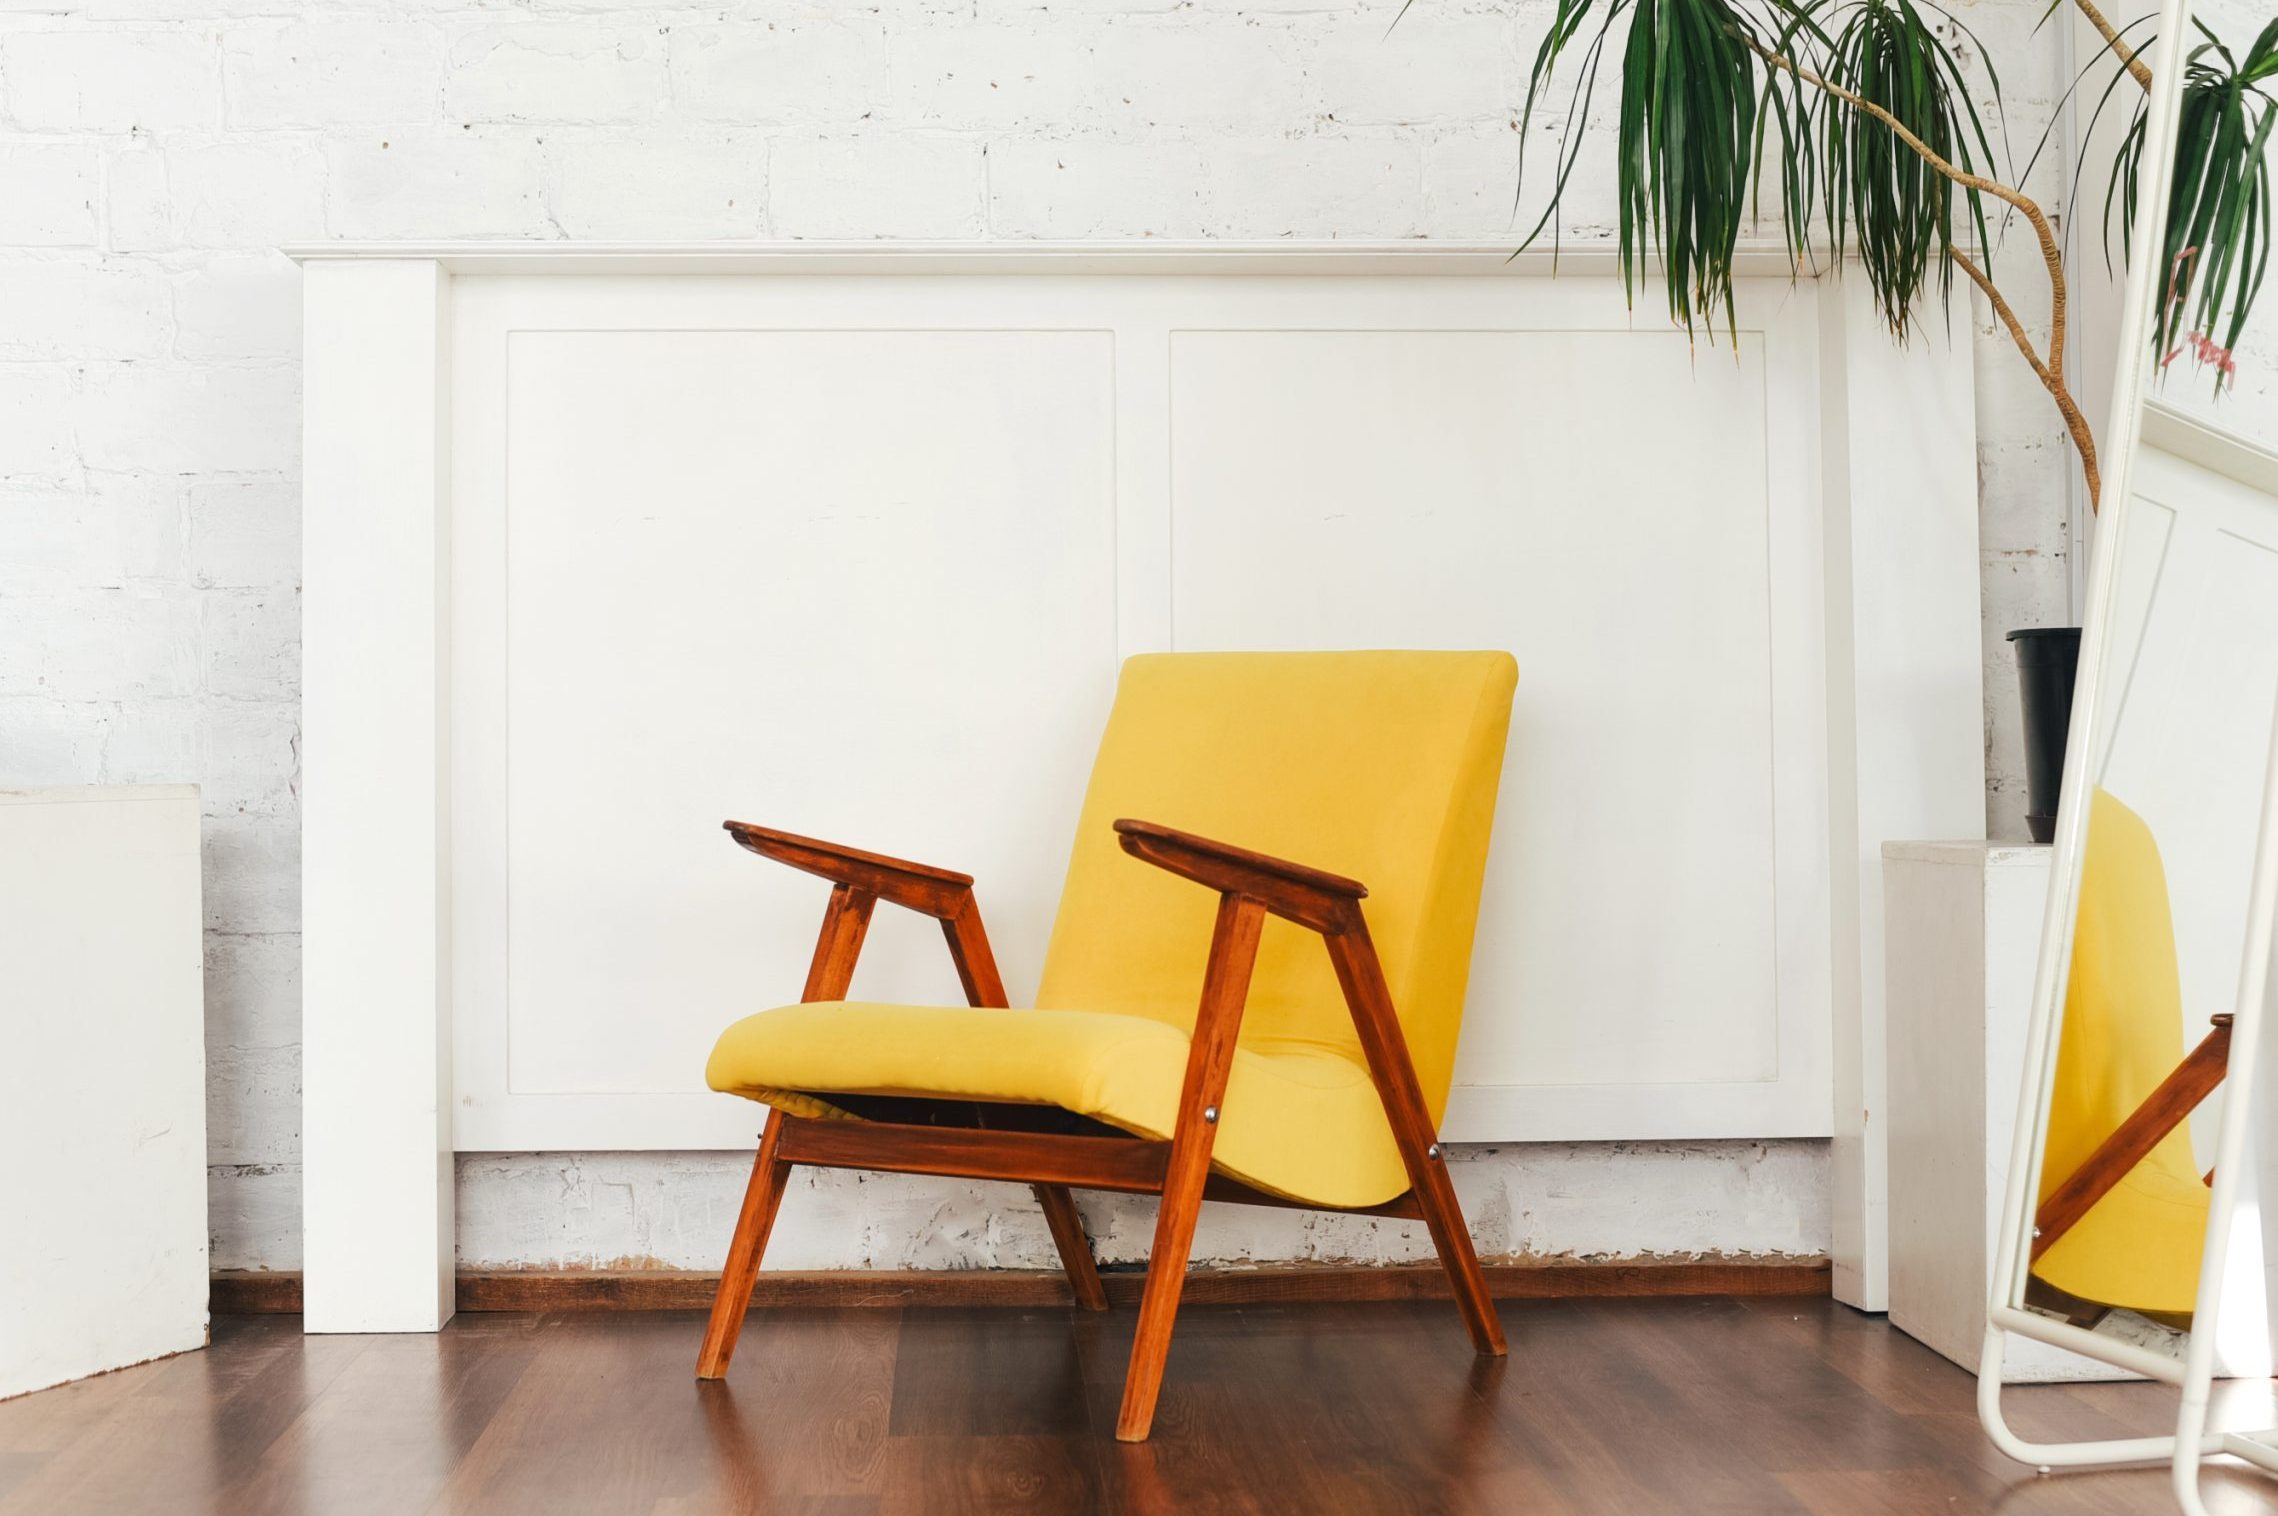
[1113,819,1366,935]
[724,820,974,920]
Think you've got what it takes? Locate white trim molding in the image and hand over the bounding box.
[1819,282,1988,1311]
[284,237,1835,279]
[300,259,457,1333]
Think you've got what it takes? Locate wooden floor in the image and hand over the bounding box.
[6,1297,2278,1514]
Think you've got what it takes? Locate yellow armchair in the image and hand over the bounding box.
[696,650,1519,1439]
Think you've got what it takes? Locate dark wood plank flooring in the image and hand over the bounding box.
[5,1297,2278,1514]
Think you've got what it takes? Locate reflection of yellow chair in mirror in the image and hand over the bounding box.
[2031,788,2233,1322]
[693,651,1518,1440]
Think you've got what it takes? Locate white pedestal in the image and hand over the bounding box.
[1883,840,2134,1381]
[0,786,208,1399]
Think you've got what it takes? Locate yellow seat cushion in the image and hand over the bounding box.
[705,1000,1411,1209]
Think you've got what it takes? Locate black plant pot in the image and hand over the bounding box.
[2009,627,2082,845]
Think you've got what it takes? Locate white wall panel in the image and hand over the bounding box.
[504,328,1115,1097]
[1164,322,1819,1136]
[436,260,1857,1151]
[451,300,1122,1148]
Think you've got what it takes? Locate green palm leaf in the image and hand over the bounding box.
[2107,18,2276,390]
[1517,0,1999,342]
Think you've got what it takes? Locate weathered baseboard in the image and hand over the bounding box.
[209,1270,307,1315]
[212,1258,1830,1315]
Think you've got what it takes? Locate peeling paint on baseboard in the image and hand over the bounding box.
[453,1139,1830,1273]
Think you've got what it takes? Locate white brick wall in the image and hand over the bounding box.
[0,144,100,244]
[1,0,2261,1274]
[3,28,221,133]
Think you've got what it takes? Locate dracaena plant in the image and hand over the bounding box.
[1503,0,2275,509]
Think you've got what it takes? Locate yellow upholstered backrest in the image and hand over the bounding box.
[2032,786,2208,1312]
[1035,651,1518,1122]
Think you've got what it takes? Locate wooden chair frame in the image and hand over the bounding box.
[694,818,1508,1441]
[2031,1012,2233,1267]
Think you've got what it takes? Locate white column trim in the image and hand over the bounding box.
[301,258,457,1333]
[1822,277,1989,1311]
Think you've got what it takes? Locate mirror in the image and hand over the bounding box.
[1993,0,2278,1377]
[2007,402,2278,1364]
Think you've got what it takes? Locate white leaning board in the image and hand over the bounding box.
[0,786,206,1399]
[297,244,1984,1327]
[1884,841,2131,1381]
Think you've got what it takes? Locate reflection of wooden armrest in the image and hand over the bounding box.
[2033,1014,2233,1261]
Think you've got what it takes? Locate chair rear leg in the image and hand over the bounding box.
[1411,1155,1506,1356]
[1320,925,1506,1357]
[697,1111,793,1379]
[1034,1185,1109,1311]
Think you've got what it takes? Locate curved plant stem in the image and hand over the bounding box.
[1747,32,2105,508]
[1952,248,2104,506]
[2068,0,2155,95]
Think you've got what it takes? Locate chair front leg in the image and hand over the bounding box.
[697,1110,793,1379]
[1115,892,1267,1442]
[696,883,875,1381]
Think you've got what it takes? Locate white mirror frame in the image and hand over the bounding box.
[1977,0,2278,1501]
